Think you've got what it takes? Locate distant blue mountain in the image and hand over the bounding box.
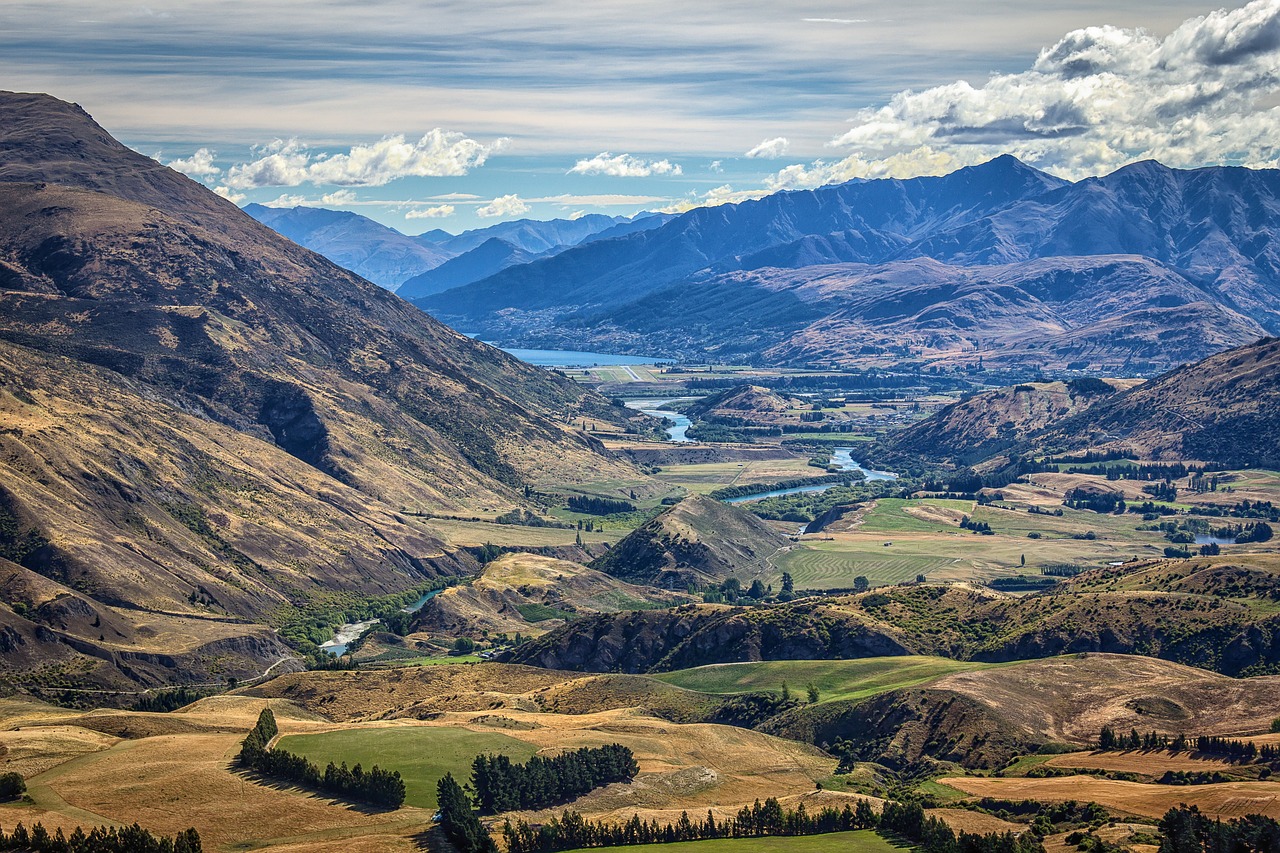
[245,204,452,288]
[414,156,1280,373]
[398,238,539,300]
[423,214,633,255]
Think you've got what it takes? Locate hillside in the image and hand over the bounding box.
[1032,336,1280,466]
[685,385,799,425]
[508,555,1280,676]
[589,494,790,589]
[874,377,1139,466]
[244,204,453,288]
[419,158,1280,372]
[0,91,641,689]
[397,237,538,300]
[411,553,690,638]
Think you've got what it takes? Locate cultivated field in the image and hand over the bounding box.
[653,657,1003,704]
[940,775,1280,821]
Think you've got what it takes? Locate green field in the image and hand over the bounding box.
[775,542,958,588]
[567,831,908,853]
[276,726,538,809]
[652,656,1002,704]
[859,499,975,534]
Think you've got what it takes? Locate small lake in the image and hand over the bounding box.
[723,448,898,503]
[626,398,694,443]
[320,588,443,657]
[1194,534,1235,546]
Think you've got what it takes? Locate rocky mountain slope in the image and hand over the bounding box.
[0,91,640,690]
[419,157,1280,372]
[397,237,539,300]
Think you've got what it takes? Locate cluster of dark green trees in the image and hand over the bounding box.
[1064,489,1126,514]
[567,496,636,515]
[1158,804,1280,852]
[502,797,879,853]
[471,745,638,813]
[0,823,200,852]
[1097,728,1277,762]
[881,801,1045,853]
[238,709,405,809]
[959,516,993,535]
[438,773,497,853]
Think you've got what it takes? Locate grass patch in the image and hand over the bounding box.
[860,499,974,534]
[565,831,909,853]
[652,657,1002,704]
[916,779,970,802]
[276,726,538,810]
[514,602,575,622]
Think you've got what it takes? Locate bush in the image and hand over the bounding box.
[0,771,25,801]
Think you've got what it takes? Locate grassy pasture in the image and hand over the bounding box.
[652,458,824,494]
[276,726,538,810]
[652,657,1002,704]
[564,830,907,853]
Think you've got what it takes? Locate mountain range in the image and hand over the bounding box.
[417,156,1280,374]
[0,92,641,690]
[246,204,668,292]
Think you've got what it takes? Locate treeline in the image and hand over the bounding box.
[567,496,636,515]
[0,823,200,853]
[1064,462,1220,481]
[438,774,497,853]
[1159,804,1280,852]
[502,797,879,853]
[1098,727,1278,761]
[959,516,993,535]
[238,709,405,809]
[132,687,210,713]
[471,745,638,813]
[879,801,1044,853]
[1065,489,1126,514]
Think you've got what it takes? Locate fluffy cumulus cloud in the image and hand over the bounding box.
[405,204,456,219]
[220,131,505,190]
[744,137,790,158]
[211,185,245,203]
[568,152,682,177]
[771,0,1280,188]
[167,148,221,178]
[477,194,531,218]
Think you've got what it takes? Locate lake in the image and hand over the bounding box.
[468,339,674,368]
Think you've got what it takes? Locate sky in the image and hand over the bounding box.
[4,0,1279,233]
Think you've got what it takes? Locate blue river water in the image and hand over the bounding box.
[723,450,897,503]
[320,588,443,657]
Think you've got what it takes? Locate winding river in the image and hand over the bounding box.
[723,449,898,504]
[625,398,694,443]
[320,588,444,657]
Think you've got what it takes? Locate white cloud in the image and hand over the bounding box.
[802,17,867,24]
[788,0,1280,185]
[262,193,310,208]
[223,131,505,189]
[709,160,724,173]
[477,194,531,218]
[211,185,245,204]
[167,147,221,178]
[745,137,790,158]
[320,189,357,205]
[568,209,588,220]
[655,184,770,214]
[405,204,456,219]
[568,152,682,177]
[430,192,483,201]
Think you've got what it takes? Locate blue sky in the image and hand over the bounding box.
[4,1,1278,233]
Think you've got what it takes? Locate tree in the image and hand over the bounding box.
[853,576,870,592]
[747,579,767,599]
[781,682,791,702]
[0,771,25,801]
[806,683,820,703]
[781,572,794,594]
[1020,554,1026,567]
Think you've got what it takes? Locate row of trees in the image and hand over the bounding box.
[880,801,1045,853]
[567,496,636,515]
[1097,727,1278,761]
[1159,804,1280,852]
[0,823,200,853]
[502,797,880,853]
[238,709,405,809]
[438,773,497,853]
[470,745,638,814]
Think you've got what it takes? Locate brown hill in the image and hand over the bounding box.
[589,494,789,589]
[685,384,798,425]
[1034,336,1280,466]
[875,377,1139,466]
[412,553,690,638]
[0,92,640,689]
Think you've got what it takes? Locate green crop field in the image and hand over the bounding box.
[566,830,909,853]
[275,726,538,810]
[652,656,1004,704]
[775,543,957,588]
[859,499,975,534]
